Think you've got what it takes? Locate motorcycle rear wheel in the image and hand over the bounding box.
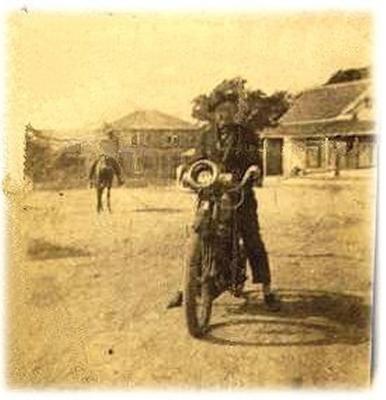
[184,237,213,338]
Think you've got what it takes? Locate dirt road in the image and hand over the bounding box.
[7,172,376,388]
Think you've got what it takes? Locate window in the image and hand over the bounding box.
[131,133,138,146]
[143,154,154,170]
[306,142,322,168]
[133,154,143,174]
[142,133,148,146]
[166,134,179,146]
[190,134,199,146]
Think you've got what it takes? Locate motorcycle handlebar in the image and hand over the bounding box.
[229,165,261,192]
[177,160,261,192]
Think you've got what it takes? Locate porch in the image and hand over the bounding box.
[263,134,376,177]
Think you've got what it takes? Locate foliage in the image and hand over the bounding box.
[191,77,291,132]
[325,67,370,85]
[24,132,55,182]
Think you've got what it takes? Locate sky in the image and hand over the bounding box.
[5,11,372,181]
[7,11,372,131]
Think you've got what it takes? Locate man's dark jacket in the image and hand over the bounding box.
[194,123,263,185]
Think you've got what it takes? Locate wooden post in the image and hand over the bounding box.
[282,137,288,176]
[354,136,360,169]
[324,136,329,171]
[262,138,267,178]
[334,138,341,177]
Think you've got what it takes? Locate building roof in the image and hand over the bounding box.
[111,110,196,131]
[262,119,374,138]
[280,79,370,125]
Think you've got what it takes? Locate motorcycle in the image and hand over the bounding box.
[181,159,260,338]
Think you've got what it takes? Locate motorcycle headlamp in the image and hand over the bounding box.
[186,160,219,190]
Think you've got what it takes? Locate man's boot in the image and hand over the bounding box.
[166,291,183,309]
[264,292,281,312]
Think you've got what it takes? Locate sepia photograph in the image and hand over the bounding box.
[2,6,377,390]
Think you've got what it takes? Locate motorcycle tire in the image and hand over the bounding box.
[184,236,213,338]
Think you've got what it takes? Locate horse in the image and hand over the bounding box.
[89,155,123,213]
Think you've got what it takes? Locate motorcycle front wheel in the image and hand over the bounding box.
[184,235,213,338]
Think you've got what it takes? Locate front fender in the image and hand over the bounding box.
[192,201,212,236]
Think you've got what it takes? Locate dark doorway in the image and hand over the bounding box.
[266,138,283,176]
[346,137,360,169]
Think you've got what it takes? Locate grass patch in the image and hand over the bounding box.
[27,238,90,260]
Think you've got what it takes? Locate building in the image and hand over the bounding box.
[100,110,200,180]
[24,110,201,188]
[261,79,376,177]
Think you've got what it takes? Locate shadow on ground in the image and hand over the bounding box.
[27,238,91,260]
[133,208,183,213]
[205,289,370,347]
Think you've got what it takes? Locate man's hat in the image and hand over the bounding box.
[209,90,239,112]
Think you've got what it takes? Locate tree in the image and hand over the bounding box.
[325,67,369,85]
[191,77,291,132]
[24,131,55,183]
